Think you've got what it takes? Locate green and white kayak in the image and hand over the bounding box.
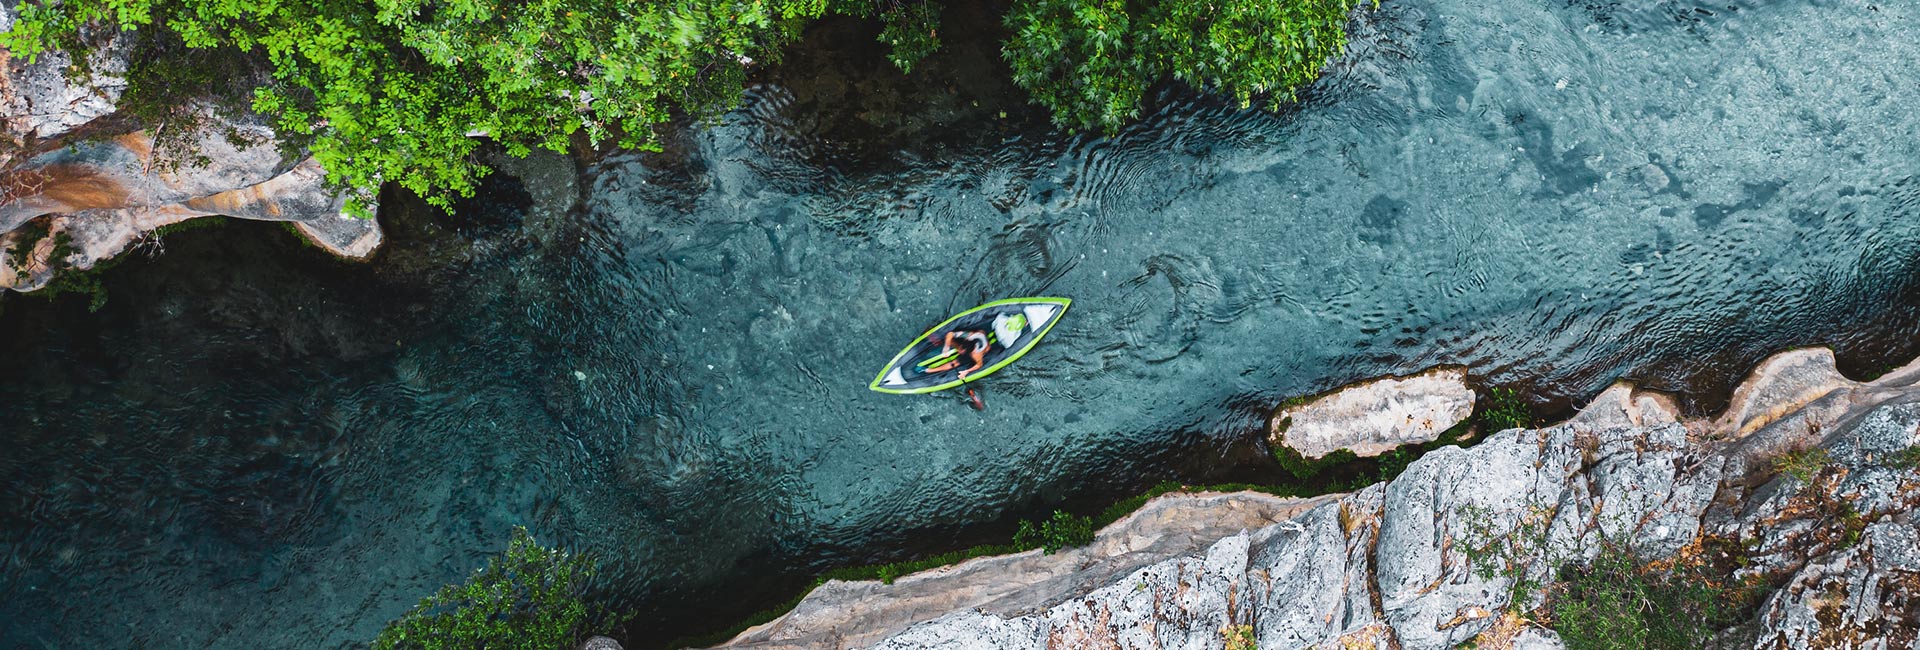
[869,297,1072,394]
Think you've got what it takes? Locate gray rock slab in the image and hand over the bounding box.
[1273,366,1475,459]
[788,349,1920,650]
[717,492,1333,650]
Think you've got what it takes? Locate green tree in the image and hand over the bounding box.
[6,0,1364,212]
[373,527,609,650]
[6,0,845,215]
[1005,0,1366,131]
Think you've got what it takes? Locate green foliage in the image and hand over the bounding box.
[1771,447,1831,483]
[1004,0,1363,131]
[1551,545,1754,650]
[1271,440,1358,481]
[4,218,51,271]
[1371,445,1418,482]
[1003,0,1146,131]
[875,1,941,72]
[1477,387,1533,432]
[1014,509,1095,554]
[373,527,606,650]
[39,231,109,312]
[6,221,109,312]
[1457,501,1561,604]
[1838,503,1866,547]
[1223,623,1258,650]
[5,0,844,215]
[1888,444,1920,470]
[7,0,1364,208]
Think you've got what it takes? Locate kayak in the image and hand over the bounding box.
[869,297,1072,394]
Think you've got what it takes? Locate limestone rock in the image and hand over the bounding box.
[0,22,381,292]
[849,418,1727,650]
[1271,367,1475,459]
[1512,628,1567,650]
[710,348,1920,650]
[719,492,1333,650]
[1563,381,1680,432]
[1755,521,1920,649]
[0,14,127,158]
[1708,348,1859,441]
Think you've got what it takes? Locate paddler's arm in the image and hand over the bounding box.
[959,348,987,379]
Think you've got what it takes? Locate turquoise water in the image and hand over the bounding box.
[7,0,1920,646]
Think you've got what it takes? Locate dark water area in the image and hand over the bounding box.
[8,0,1920,647]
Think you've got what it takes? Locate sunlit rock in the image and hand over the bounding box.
[716,492,1334,650]
[1270,366,1475,459]
[712,348,1920,650]
[1564,381,1680,432]
[1708,348,1858,440]
[0,27,380,292]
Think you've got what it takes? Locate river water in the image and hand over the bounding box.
[6,0,1920,647]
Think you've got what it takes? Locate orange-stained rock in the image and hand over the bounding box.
[1,27,381,291]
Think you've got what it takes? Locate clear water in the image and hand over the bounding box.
[7,0,1920,646]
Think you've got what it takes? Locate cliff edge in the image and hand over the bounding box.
[715,348,1920,649]
[0,5,381,292]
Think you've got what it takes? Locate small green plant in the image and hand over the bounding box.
[1014,509,1096,554]
[1270,442,1359,481]
[1223,623,1258,650]
[4,218,51,271]
[1477,387,1533,432]
[1550,544,1753,650]
[373,527,610,650]
[1888,445,1920,470]
[1838,503,1867,547]
[1373,446,1417,483]
[1457,501,1561,605]
[1771,447,1832,483]
[1095,480,1186,526]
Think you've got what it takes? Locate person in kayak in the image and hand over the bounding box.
[937,328,993,380]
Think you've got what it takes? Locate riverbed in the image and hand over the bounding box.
[4,0,1920,646]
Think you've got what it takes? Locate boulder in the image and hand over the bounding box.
[1270,366,1475,459]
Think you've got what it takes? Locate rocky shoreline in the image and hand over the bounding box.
[1,2,379,293]
[711,348,1920,649]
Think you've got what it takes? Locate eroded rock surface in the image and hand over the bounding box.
[1270,366,1475,459]
[719,493,1335,650]
[716,349,1920,650]
[0,11,380,291]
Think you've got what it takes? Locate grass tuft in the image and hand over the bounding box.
[1771,447,1831,483]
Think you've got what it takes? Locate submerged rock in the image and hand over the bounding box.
[1270,366,1475,459]
[712,348,1920,649]
[0,16,380,292]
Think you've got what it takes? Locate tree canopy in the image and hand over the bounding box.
[3,0,1363,214]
